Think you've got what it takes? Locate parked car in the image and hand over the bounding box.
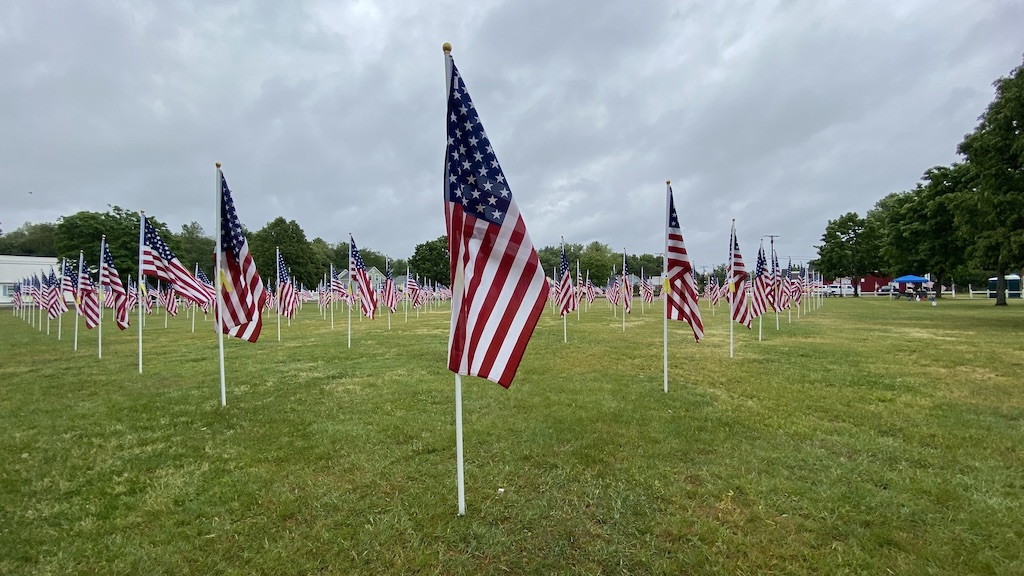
[827,284,855,296]
[876,285,894,296]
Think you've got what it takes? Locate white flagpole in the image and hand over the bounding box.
[445,43,467,518]
[771,237,780,331]
[640,267,645,315]
[192,264,198,333]
[386,257,392,331]
[663,181,670,394]
[347,237,352,349]
[138,211,146,373]
[729,220,735,359]
[214,163,227,407]
[576,259,581,322]
[57,259,64,340]
[622,249,627,332]
[75,251,83,351]
[160,279,167,328]
[330,263,336,330]
[98,235,105,359]
[405,267,410,323]
[276,246,282,342]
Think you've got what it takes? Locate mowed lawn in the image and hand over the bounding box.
[2,296,1022,575]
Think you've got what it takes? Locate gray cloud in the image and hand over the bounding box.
[2,0,1021,272]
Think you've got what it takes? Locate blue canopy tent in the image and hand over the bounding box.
[892,275,929,283]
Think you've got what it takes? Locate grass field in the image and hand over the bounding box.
[2,296,1023,574]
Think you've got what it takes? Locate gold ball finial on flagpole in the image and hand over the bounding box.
[443,42,452,53]
[216,162,222,168]
[666,179,671,185]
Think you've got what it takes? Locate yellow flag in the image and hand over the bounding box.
[219,269,233,293]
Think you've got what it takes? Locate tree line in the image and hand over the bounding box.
[1,213,672,291]
[812,57,1024,304]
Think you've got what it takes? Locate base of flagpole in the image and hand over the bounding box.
[455,374,466,516]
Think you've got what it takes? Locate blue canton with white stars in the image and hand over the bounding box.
[755,247,767,278]
[63,261,78,290]
[144,217,181,262]
[277,253,290,284]
[668,193,680,230]
[446,61,512,227]
[350,236,368,272]
[220,173,246,261]
[103,243,119,274]
[560,245,569,277]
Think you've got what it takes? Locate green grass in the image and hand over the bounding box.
[2,297,1022,575]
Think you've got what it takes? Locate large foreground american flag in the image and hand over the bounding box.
[664,184,704,341]
[217,169,267,342]
[444,51,547,388]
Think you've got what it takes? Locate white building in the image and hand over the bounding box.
[0,254,60,306]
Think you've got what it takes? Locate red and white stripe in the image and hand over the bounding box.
[728,222,752,329]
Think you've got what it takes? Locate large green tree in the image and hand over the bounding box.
[249,218,317,288]
[55,207,169,280]
[0,222,57,256]
[408,235,449,286]
[175,222,216,279]
[812,212,881,296]
[537,242,583,280]
[578,241,616,287]
[956,57,1024,305]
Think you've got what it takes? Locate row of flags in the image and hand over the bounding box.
[11,45,825,516]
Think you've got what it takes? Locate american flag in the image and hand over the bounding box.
[44,268,66,319]
[664,186,704,340]
[728,222,752,329]
[61,260,78,298]
[751,244,770,320]
[641,274,655,304]
[382,260,399,313]
[557,242,577,317]
[328,265,348,306]
[216,170,267,342]
[276,251,297,319]
[165,287,179,316]
[77,255,100,329]
[141,216,212,306]
[786,260,802,303]
[126,277,138,312]
[776,257,792,310]
[771,250,787,311]
[606,274,619,304]
[349,235,377,320]
[100,241,129,330]
[585,271,596,305]
[621,253,632,314]
[141,278,154,311]
[195,266,215,313]
[444,52,547,388]
[576,265,585,305]
[789,260,803,303]
[12,281,23,310]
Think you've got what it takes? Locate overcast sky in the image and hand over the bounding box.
[3,0,1022,270]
